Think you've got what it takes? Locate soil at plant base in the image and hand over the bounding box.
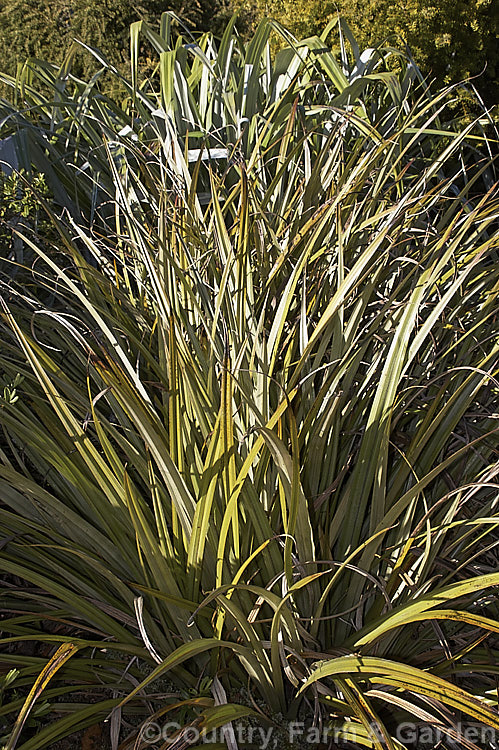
[50,723,111,750]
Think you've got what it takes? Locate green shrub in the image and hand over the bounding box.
[0,170,56,290]
[0,0,231,100]
[237,0,499,108]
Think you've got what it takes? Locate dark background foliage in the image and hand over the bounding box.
[0,0,230,87]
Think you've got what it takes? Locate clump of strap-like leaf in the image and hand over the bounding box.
[0,14,498,750]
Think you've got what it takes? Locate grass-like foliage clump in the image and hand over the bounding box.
[0,14,498,750]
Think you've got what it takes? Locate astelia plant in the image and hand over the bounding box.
[0,14,498,750]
